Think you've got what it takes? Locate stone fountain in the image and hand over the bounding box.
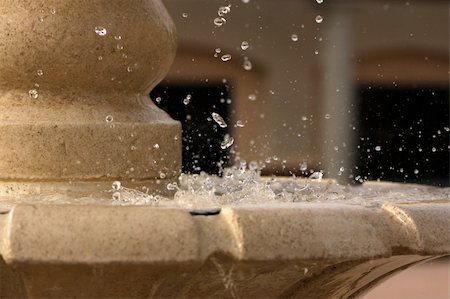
[0,0,448,298]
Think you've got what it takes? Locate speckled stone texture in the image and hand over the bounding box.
[0,200,448,298]
[0,0,181,195]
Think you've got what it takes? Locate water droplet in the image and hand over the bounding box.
[243,58,253,71]
[241,41,250,50]
[375,146,381,151]
[301,116,308,121]
[95,26,107,36]
[248,94,257,101]
[114,35,122,41]
[97,56,103,61]
[316,0,324,3]
[112,192,121,201]
[50,7,56,14]
[315,15,323,24]
[127,66,133,73]
[236,120,245,128]
[300,162,308,172]
[324,114,331,119]
[221,134,235,149]
[432,147,437,152]
[338,167,345,175]
[214,17,227,27]
[37,69,44,76]
[221,54,232,62]
[414,169,419,175]
[291,34,299,42]
[28,89,39,99]
[310,171,323,181]
[159,172,167,179]
[105,115,114,123]
[112,181,122,191]
[153,144,160,149]
[167,182,178,191]
[182,12,189,18]
[155,97,162,104]
[183,94,192,105]
[212,112,228,128]
[218,5,231,17]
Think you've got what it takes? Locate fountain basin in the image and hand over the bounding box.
[1,185,448,298]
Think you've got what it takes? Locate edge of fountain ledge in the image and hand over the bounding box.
[0,201,448,266]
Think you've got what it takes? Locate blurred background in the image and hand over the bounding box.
[154,0,449,297]
[152,0,449,188]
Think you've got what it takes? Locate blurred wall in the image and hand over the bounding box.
[161,0,449,178]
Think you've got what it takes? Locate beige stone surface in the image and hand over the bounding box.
[0,0,181,195]
[0,200,448,298]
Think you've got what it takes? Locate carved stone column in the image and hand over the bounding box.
[0,0,181,197]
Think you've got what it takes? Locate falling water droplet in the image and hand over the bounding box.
[95,26,107,36]
[248,94,257,101]
[218,5,231,17]
[214,17,227,27]
[50,7,56,14]
[300,162,308,172]
[236,120,245,128]
[243,58,253,71]
[28,89,39,99]
[183,94,192,105]
[105,115,114,123]
[182,12,189,18]
[221,134,235,149]
[315,15,323,23]
[212,112,228,128]
[375,146,382,151]
[155,97,162,104]
[291,34,299,42]
[324,114,331,119]
[127,66,133,73]
[112,181,122,191]
[37,69,44,76]
[241,41,250,50]
[221,54,232,62]
[316,0,324,3]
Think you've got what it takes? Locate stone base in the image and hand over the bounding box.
[0,199,448,298]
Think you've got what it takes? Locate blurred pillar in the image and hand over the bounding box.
[321,4,356,180]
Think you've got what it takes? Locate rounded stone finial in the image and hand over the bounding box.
[0,0,181,197]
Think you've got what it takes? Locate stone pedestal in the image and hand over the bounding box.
[0,0,181,197]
